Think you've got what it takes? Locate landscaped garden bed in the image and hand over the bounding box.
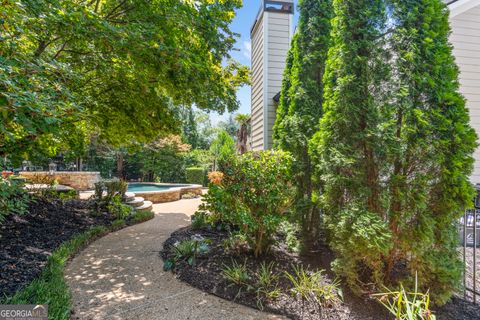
[161,226,389,320]
[160,149,480,320]
[0,197,112,297]
[0,177,154,319]
[162,226,480,320]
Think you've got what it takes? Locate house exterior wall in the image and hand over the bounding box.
[250,1,293,150]
[251,13,265,150]
[449,2,480,183]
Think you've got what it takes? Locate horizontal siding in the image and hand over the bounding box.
[250,7,292,150]
[251,13,264,151]
[451,5,480,183]
[269,42,291,50]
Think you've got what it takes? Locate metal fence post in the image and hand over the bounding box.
[464,209,468,300]
[474,211,477,304]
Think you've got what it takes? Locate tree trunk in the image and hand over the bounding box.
[117,152,124,180]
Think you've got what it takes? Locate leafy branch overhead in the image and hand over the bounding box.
[0,0,249,160]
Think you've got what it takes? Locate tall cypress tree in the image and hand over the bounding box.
[273,0,333,249]
[310,0,393,291]
[311,0,477,304]
[385,0,477,304]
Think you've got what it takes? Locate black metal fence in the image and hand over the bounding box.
[460,209,479,303]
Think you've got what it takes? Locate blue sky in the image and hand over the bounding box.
[211,0,299,124]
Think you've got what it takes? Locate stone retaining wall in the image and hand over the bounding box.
[19,171,101,191]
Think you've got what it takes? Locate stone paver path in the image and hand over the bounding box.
[66,198,282,320]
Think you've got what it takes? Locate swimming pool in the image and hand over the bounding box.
[127,183,186,192]
[127,183,203,203]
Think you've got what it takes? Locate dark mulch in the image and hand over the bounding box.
[161,227,480,320]
[0,197,112,297]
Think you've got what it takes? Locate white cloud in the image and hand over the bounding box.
[242,40,251,60]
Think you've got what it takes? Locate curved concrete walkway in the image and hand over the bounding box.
[66,198,283,320]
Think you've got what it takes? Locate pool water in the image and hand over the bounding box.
[127,183,181,192]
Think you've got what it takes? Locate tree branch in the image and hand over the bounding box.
[33,37,61,58]
[105,0,128,19]
[52,41,68,60]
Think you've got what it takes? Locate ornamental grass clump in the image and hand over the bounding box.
[372,274,436,320]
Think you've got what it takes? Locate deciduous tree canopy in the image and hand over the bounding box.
[0,0,248,162]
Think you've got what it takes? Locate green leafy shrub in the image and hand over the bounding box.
[94,179,127,202]
[196,182,235,228]
[328,208,392,293]
[0,177,30,222]
[200,151,293,257]
[94,179,128,213]
[278,221,301,253]
[106,195,133,219]
[185,167,206,186]
[191,211,209,230]
[285,265,342,307]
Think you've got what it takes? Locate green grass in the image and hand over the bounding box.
[132,210,154,224]
[3,226,108,320]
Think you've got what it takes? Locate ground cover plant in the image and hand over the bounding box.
[162,223,480,320]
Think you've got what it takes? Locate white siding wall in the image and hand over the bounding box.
[250,3,293,150]
[450,4,480,183]
[251,14,265,151]
[265,12,292,149]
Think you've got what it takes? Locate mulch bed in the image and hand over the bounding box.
[161,227,480,320]
[0,197,112,297]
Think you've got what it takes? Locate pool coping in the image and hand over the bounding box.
[128,183,203,203]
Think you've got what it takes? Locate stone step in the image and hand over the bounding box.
[125,192,136,202]
[126,197,144,208]
[135,201,153,212]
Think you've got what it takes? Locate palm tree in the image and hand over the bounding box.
[235,114,250,155]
